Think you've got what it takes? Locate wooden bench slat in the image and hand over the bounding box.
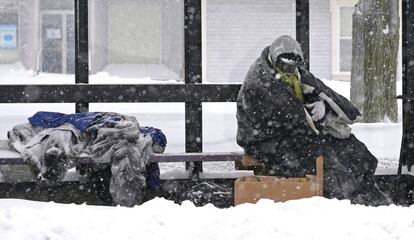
[149,152,242,162]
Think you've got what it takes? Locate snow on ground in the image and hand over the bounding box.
[1,198,414,240]
[90,64,182,83]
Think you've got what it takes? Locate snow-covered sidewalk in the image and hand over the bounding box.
[1,198,414,240]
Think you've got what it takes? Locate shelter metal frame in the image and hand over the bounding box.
[0,0,413,203]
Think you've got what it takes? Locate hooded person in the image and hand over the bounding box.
[236,35,391,206]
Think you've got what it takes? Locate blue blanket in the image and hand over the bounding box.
[29,111,124,133]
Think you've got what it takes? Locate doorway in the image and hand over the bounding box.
[40,11,74,74]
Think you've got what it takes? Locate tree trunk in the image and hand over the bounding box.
[350,0,399,123]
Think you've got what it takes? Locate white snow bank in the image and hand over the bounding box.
[89,64,182,84]
[1,198,414,240]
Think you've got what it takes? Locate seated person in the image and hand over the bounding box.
[236,35,391,206]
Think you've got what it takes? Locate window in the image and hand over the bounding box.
[339,6,353,72]
[330,0,357,80]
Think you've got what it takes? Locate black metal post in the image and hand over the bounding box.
[185,101,203,173]
[74,0,92,189]
[296,0,310,70]
[184,0,203,176]
[402,0,414,170]
[395,0,414,204]
[75,0,89,112]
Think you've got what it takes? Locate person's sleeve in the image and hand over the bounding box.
[300,69,362,123]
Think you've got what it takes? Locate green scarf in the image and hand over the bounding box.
[275,68,304,103]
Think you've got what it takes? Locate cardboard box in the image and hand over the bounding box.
[234,156,323,205]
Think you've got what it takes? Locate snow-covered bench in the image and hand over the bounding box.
[0,140,246,181]
[0,138,253,206]
[0,140,258,184]
[0,139,327,206]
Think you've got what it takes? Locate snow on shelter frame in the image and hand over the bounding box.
[0,0,413,198]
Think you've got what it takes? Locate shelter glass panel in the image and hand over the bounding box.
[0,103,75,139]
[202,102,244,174]
[0,0,75,84]
[88,0,184,84]
[203,0,296,83]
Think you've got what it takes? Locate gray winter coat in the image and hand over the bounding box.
[237,36,361,149]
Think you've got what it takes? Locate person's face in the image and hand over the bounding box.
[276,53,302,74]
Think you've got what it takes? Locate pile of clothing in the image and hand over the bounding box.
[7,111,167,207]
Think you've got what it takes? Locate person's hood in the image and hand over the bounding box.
[268,35,304,64]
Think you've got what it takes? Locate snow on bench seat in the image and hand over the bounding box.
[0,139,251,181]
[0,140,242,165]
